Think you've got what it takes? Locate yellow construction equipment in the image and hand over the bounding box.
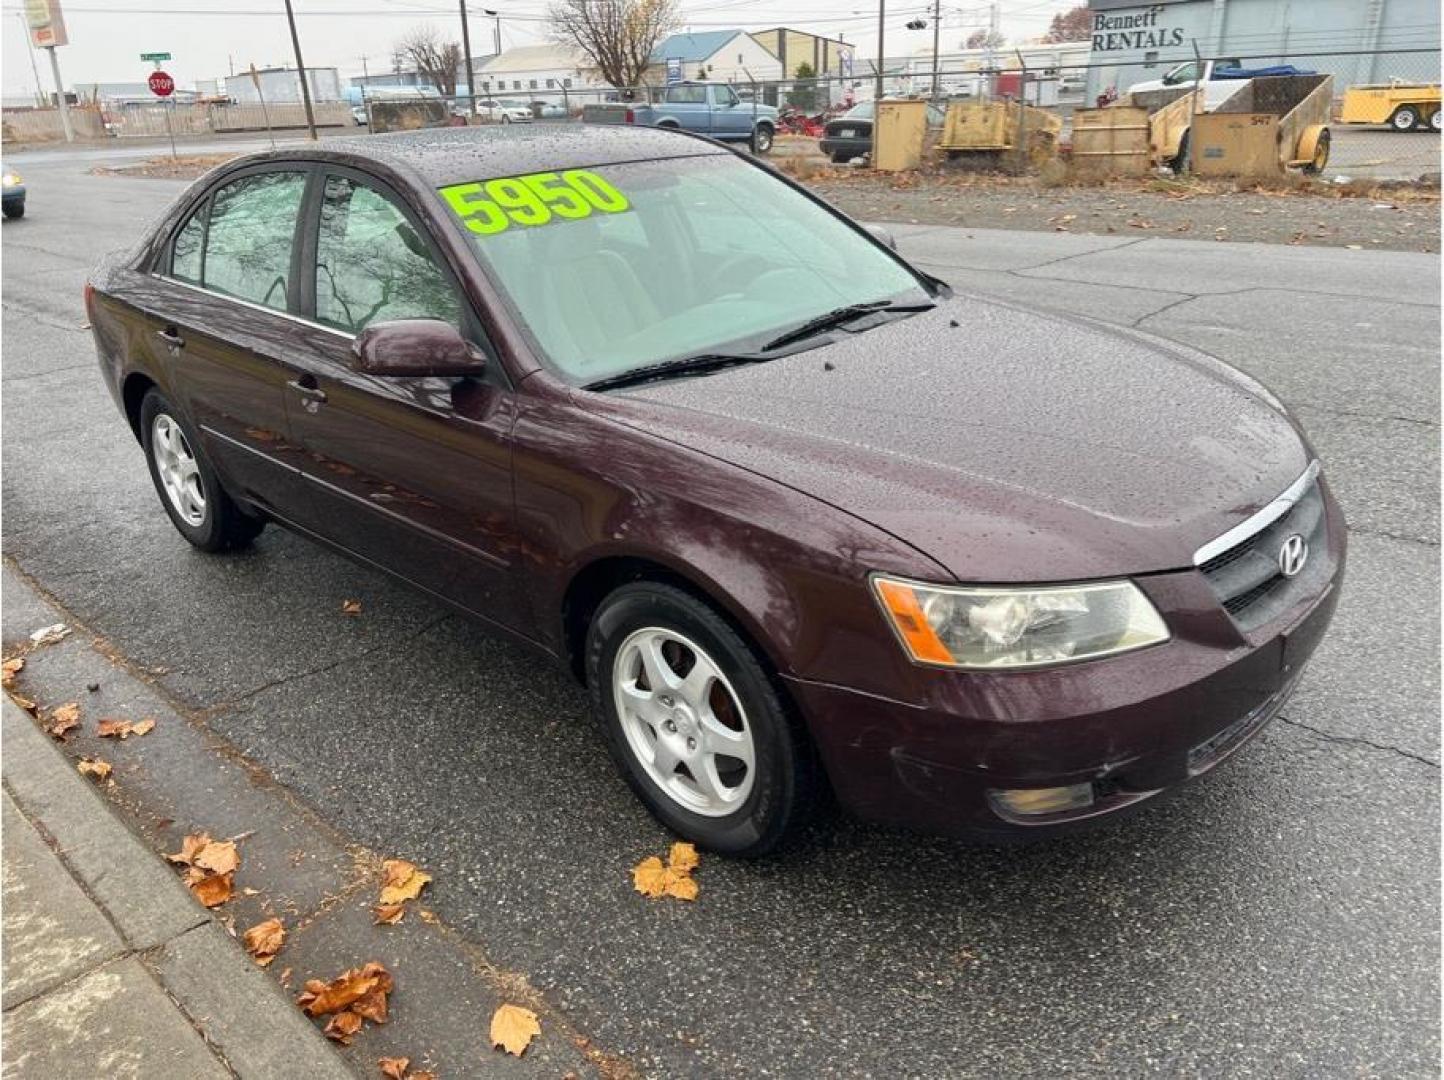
[1191,74,1334,177]
[937,101,1061,166]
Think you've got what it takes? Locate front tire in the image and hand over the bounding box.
[1391,105,1419,131]
[586,582,818,857]
[2,203,22,219]
[1431,107,1441,132]
[751,123,774,154]
[140,390,264,552]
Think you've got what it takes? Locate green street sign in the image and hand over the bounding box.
[140,52,171,62]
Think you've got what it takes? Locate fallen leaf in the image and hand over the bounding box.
[631,855,669,897]
[243,918,286,966]
[325,1009,364,1044]
[342,599,363,616]
[77,758,112,780]
[98,717,154,739]
[168,832,212,866]
[298,962,392,1017]
[373,903,406,925]
[410,1074,436,1080]
[131,718,156,736]
[379,1059,410,1080]
[11,693,37,713]
[631,843,701,901]
[29,623,71,646]
[490,1003,541,1057]
[379,859,431,905]
[1,657,23,686]
[668,842,699,874]
[352,985,390,1024]
[190,871,235,908]
[46,702,82,740]
[195,839,240,876]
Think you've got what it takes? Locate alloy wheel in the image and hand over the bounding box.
[151,413,206,527]
[612,627,756,817]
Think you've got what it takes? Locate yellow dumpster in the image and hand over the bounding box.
[937,101,1061,165]
[1191,74,1333,177]
[873,99,928,172]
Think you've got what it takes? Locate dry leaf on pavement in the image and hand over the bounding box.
[373,903,406,925]
[297,962,393,1017]
[77,758,112,781]
[325,1009,365,1044]
[167,832,212,866]
[98,717,156,739]
[490,1003,541,1057]
[1,657,23,686]
[379,859,431,905]
[11,693,37,713]
[379,1059,410,1080]
[29,623,71,646]
[242,918,286,966]
[190,871,235,908]
[194,839,240,875]
[631,842,701,901]
[46,702,81,740]
[342,599,363,615]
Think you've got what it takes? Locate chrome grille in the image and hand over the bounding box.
[1196,465,1328,631]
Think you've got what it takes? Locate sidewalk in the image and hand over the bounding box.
[1,697,355,1078]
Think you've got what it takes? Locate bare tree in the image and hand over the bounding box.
[547,0,679,95]
[1042,6,1091,44]
[398,26,462,96]
[965,28,1006,50]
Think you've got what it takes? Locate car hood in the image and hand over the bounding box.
[598,295,1311,581]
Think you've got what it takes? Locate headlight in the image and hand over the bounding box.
[872,576,1169,670]
[1,173,20,187]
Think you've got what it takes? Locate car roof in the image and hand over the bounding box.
[288,124,729,188]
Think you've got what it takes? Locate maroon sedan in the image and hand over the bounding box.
[86,127,1343,855]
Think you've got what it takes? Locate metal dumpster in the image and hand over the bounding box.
[1190,74,1333,177]
[937,101,1062,166]
[1070,87,1200,177]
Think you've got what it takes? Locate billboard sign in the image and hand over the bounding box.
[665,57,683,84]
[25,0,67,47]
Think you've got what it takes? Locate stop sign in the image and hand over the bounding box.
[148,70,175,97]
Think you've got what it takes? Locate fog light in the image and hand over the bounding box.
[989,783,1095,817]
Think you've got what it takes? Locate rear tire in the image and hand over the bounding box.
[585,581,819,857]
[140,389,264,553]
[1391,105,1419,131]
[1301,127,1330,175]
[830,150,853,164]
[751,123,774,154]
[1431,108,1441,132]
[1171,129,1191,174]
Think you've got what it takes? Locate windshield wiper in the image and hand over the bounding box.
[584,351,774,392]
[760,300,934,353]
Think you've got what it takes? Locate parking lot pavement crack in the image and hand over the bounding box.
[1276,713,1439,769]
[1129,292,1205,327]
[1345,524,1440,548]
[1010,236,1151,272]
[209,613,453,711]
[1292,403,1439,429]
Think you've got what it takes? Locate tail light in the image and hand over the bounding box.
[83,281,95,314]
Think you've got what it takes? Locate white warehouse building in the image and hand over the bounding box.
[225,66,343,104]
[1084,0,1441,102]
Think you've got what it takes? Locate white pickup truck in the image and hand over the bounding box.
[1128,58,1245,111]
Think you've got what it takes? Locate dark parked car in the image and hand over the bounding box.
[86,126,1343,856]
[3,166,25,219]
[820,100,946,163]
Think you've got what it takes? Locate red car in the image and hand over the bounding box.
[86,126,1343,855]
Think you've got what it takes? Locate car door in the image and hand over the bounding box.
[142,166,313,516]
[272,168,526,632]
[710,84,749,138]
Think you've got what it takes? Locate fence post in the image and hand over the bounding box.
[1015,51,1027,174]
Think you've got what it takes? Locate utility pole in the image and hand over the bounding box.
[361,54,369,79]
[483,8,500,55]
[874,0,884,102]
[282,0,318,141]
[929,0,940,99]
[459,0,477,119]
[45,46,74,141]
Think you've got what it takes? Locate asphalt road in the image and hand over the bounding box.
[3,147,1439,1077]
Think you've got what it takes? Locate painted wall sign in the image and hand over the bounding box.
[25,0,68,48]
[1092,4,1186,52]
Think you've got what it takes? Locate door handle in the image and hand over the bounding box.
[156,327,184,349]
[286,378,328,404]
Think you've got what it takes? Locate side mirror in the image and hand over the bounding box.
[352,319,487,378]
[865,223,898,251]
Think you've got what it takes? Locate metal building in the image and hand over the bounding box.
[1084,0,1441,102]
[224,66,343,104]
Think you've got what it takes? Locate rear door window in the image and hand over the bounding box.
[202,171,307,311]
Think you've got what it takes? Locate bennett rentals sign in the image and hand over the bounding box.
[24,0,67,47]
[1092,5,1186,52]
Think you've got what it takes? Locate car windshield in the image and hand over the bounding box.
[842,102,875,120]
[441,154,928,384]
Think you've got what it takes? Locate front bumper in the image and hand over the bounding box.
[3,186,26,207]
[784,493,1346,841]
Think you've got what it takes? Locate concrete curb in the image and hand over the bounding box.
[2,698,355,1079]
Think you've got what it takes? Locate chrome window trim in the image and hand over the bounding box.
[1192,459,1321,567]
[150,272,355,341]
